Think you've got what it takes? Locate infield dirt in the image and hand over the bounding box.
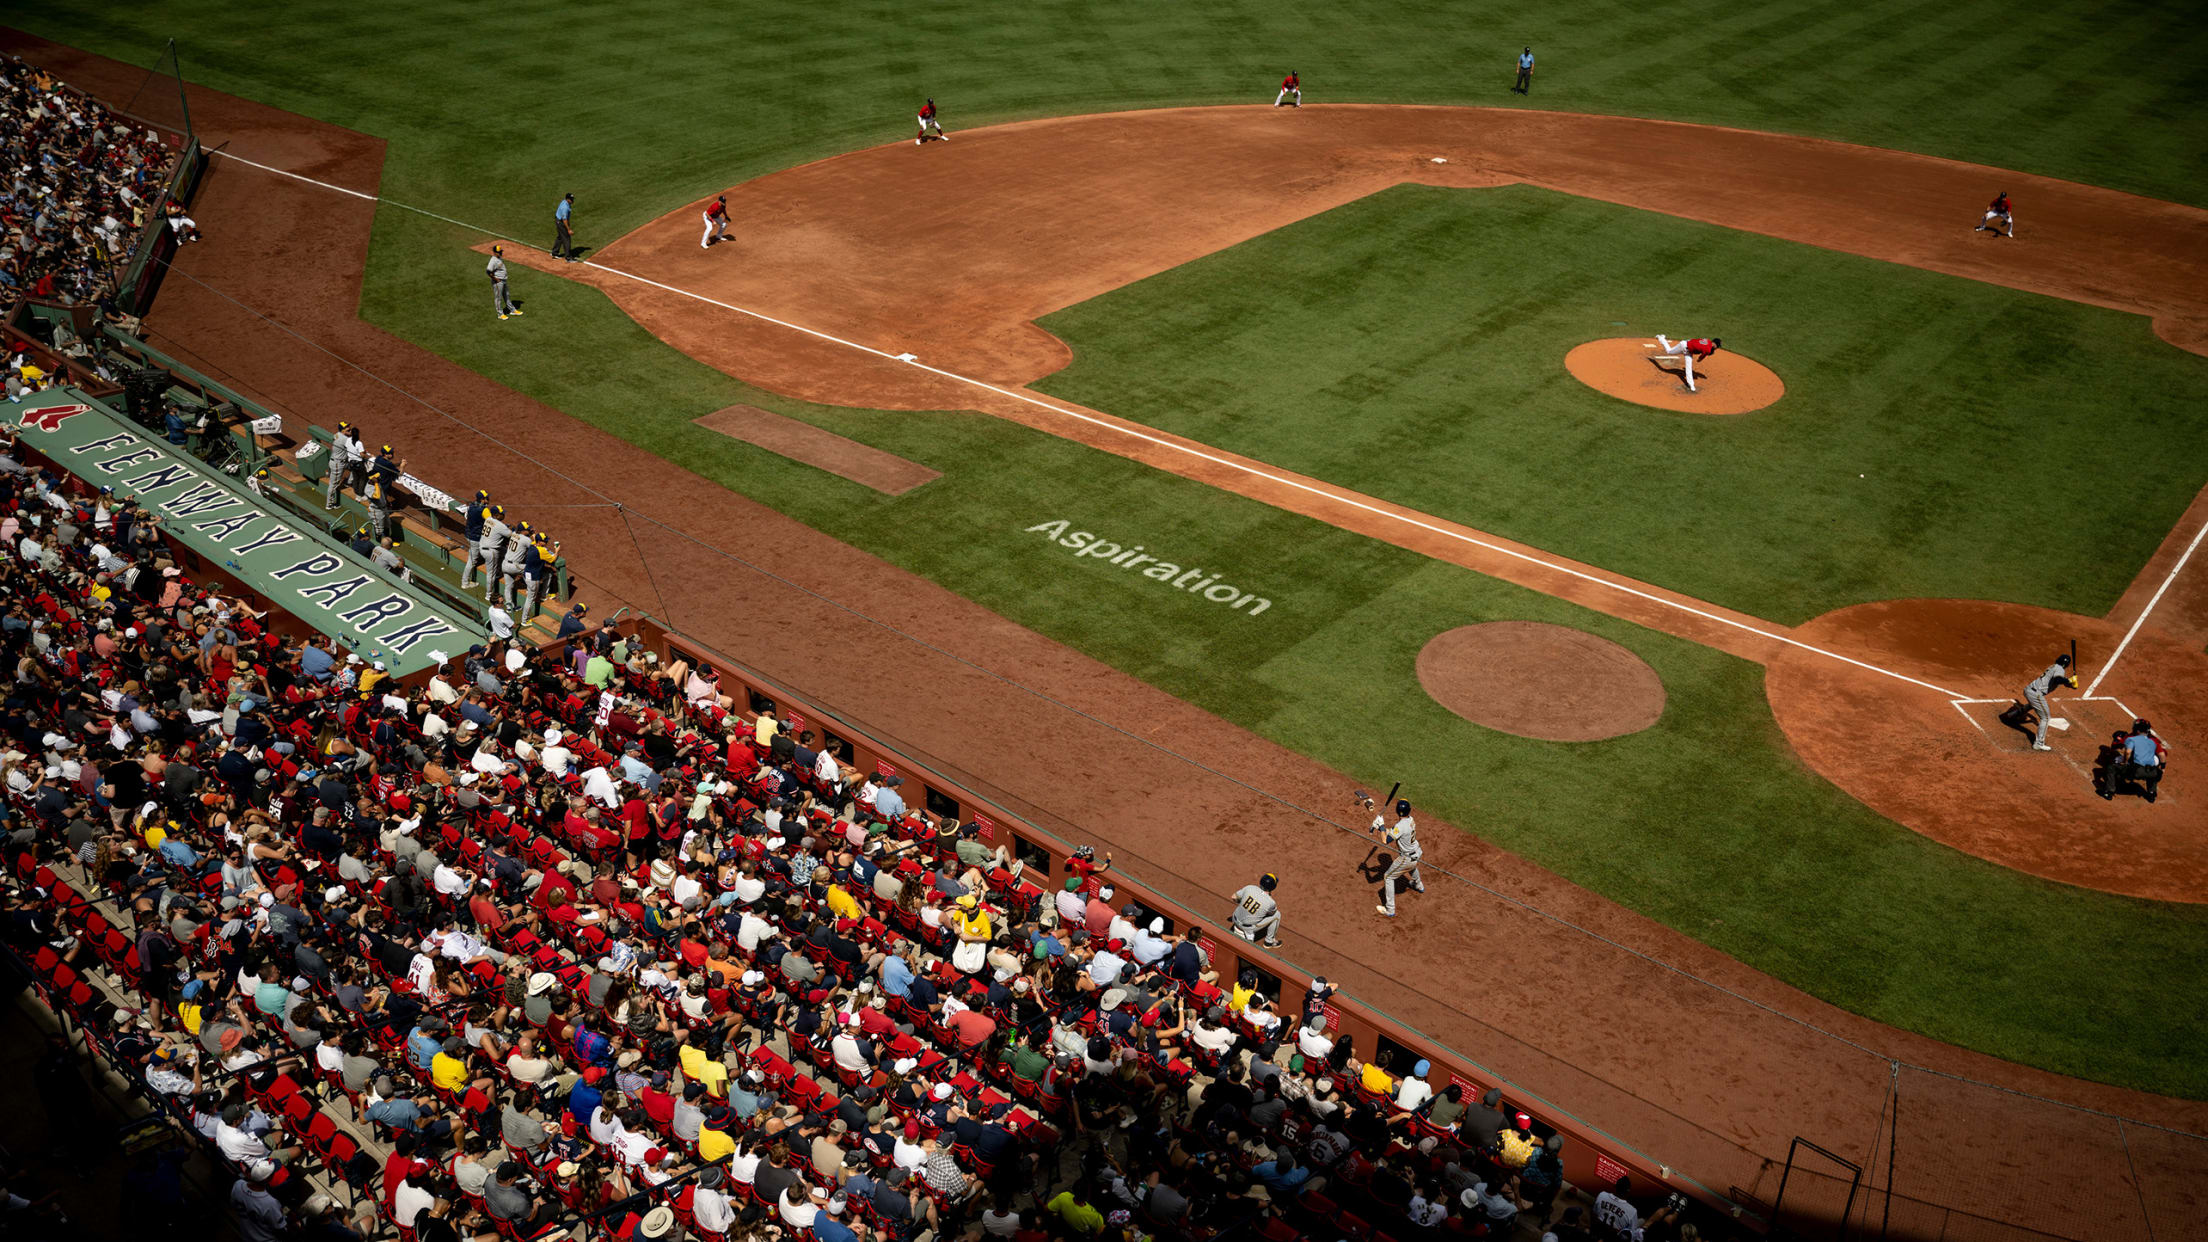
[10,29,2208,1235]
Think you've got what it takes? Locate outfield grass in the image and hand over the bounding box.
[1035,184,2208,625]
[22,0,2208,236]
[359,208,2208,1098]
[19,0,2208,1095]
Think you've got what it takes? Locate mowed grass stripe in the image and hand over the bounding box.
[1035,185,2208,624]
[365,196,2208,1098]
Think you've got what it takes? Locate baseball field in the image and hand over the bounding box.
[15,0,2208,1224]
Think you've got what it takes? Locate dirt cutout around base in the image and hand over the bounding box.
[695,405,940,495]
[1565,338,1784,414]
[1418,622,1665,741]
[1766,598,2208,904]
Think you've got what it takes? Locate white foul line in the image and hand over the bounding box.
[2085,516,2208,697]
[580,256,1973,699]
[208,148,376,200]
[209,147,1980,700]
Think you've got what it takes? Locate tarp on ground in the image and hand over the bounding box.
[15,390,485,677]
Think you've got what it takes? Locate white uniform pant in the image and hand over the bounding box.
[1380,852,1425,913]
[1232,909,1281,945]
[1656,336,1701,390]
[458,537,485,588]
[701,212,728,248]
[1275,88,1301,106]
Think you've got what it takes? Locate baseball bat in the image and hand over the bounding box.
[1361,781,1402,861]
[2070,639,2078,683]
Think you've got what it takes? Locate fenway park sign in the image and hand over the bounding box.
[17,394,484,676]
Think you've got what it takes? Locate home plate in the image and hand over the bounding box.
[1430,157,1448,164]
[2049,718,2069,730]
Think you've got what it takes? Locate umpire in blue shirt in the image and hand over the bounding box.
[552,193,576,261]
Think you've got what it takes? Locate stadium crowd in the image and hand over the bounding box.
[0,424,1702,1242]
[0,65,1700,1220]
[0,52,182,307]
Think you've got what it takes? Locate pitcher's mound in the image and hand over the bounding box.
[1418,622,1665,741]
[1565,338,1784,414]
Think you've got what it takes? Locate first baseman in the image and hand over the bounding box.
[1372,800,1426,917]
[1653,334,1721,392]
[1229,872,1284,947]
[487,244,522,319]
[701,195,731,249]
[1274,71,1301,107]
[916,98,947,144]
[1975,191,2015,238]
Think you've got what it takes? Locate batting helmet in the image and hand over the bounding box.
[1395,800,1412,817]
[1260,873,1278,891]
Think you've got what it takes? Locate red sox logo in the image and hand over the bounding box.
[18,403,92,433]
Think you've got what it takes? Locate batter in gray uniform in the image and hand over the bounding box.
[487,245,522,319]
[1373,800,1426,917]
[2008,654,2076,751]
[1228,872,1283,947]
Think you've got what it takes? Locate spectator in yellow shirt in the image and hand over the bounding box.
[697,1120,736,1163]
[1359,1049,1399,1099]
[1046,1188,1104,1236]
[825,884,863,923]
[680,1042,728,1099]
[432,1036,491,1094]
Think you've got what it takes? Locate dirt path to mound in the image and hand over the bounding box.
[11,30,2208,1233]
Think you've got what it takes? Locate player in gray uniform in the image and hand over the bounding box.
[2004,654,2076,751]
[323,421,361,509]
[457,492,491,589]
[487,244,522,320]
[495,520,533,609]
[474,506,512,603]
[521,535,558,619]
[1228,872,1283,947]
[1372,799,1426,917]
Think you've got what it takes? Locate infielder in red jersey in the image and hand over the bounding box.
[1275,71,1301,107]
[1652,334,1722,393]
[1975,191,2015,238]
[916,98,947,144]
[700,195,730,249]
